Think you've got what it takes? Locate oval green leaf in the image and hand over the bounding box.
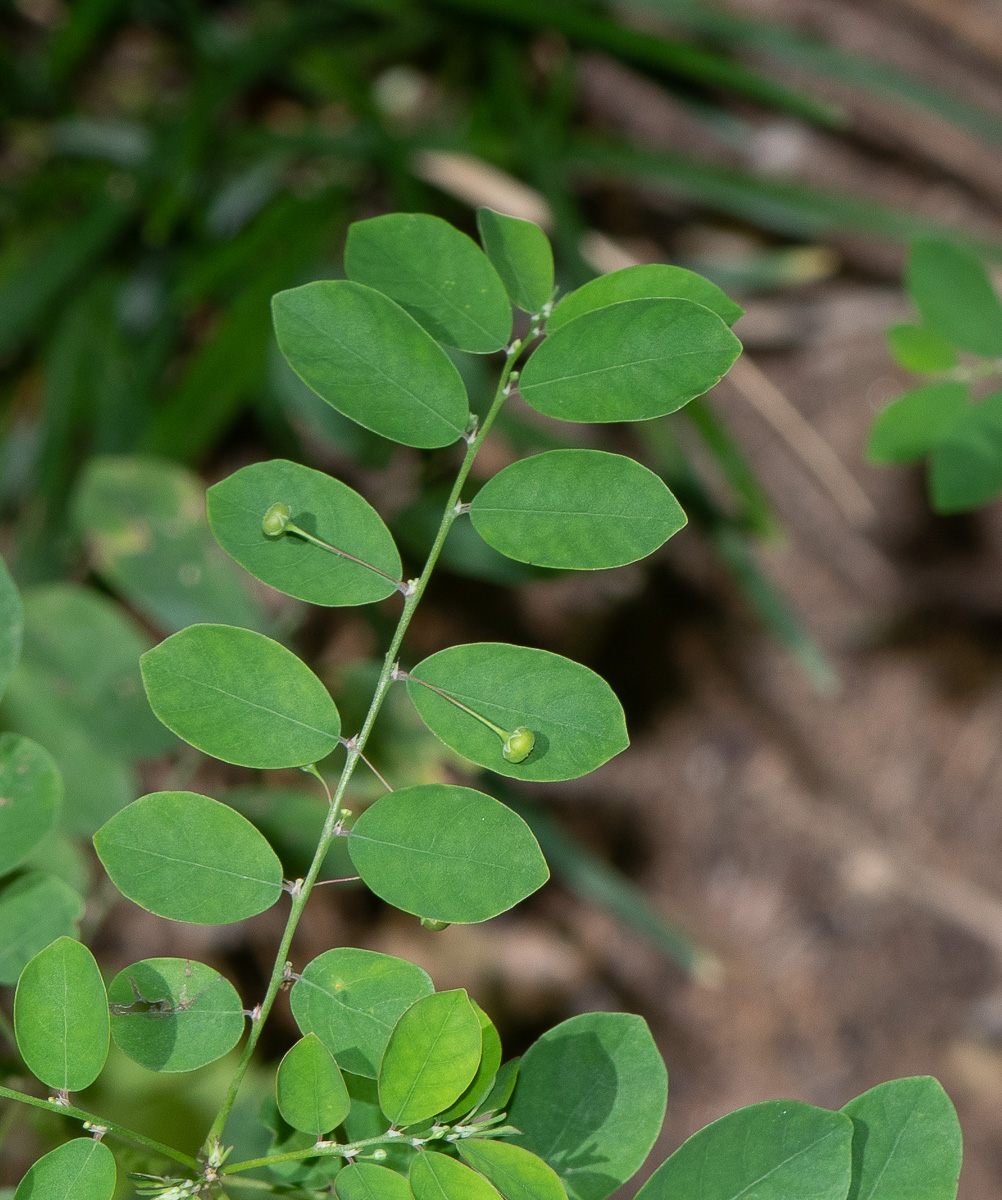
[841,1076,962,1200]
[0,734,63,877]
[458,1140,566,1200]
[474,1057,520,1119]
[410,1153,500,1200]
[867,383,968,466]
[290,948,434,1079]
[346,213,512,353]
[907,239,1002,358]
[336,1163,415,1200]
[0,873,84,985]
[469,450,686,570]
[108,957,246,1072]
[520,298,740,423]
[73,455,269,635]
[439,1001,503,1123]
[13,584,174,761]
[141,624,341,768]
[207,459,403,606]
[348,785,548,924]
[272,280,469,448]
[508,1012,667,1200]
[929,390,1002,513]
[407,643,628,782]
[277,1033,351,1136]
[14,936,109,1092]
[0,553,22,704]
[634,1100,853,1200]
[379,989,482,1125]
[547,263,743,332]
[93,791,284,924]
[14,1138,116,1200]
[476,208,554,315]
[886,324,957,373]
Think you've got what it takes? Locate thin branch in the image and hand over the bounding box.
[0,1085,199,1170]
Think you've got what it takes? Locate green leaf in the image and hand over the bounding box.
[929,391,1002,512]
[842,1076,961,1200]
[476,208,554,315]
[0,665,133,835]
[272,281,470,448]
[886,325,957,373]
[520,298,740,423]
[14,936,109,1092]
[458,1140,566,1200]
[11,585,173,761]
[336,1163,415,1199]
[508,1012,667,1200]
[548,263,744,332]
[0,554,22,704]
[0,873,84,985]
[0,734,63,877]
[474,1058,520,1119]
[108,957,246,1073]
[378,990,482,1125]
[438,1001,503,1123]
[141,624,341,768]
[348,785,548,924]
[277,1033,351,1136]
[469,450,686,570]
[866,383,968,465]
[634,1100,853,1200]
[73,456,269,635]
[23,832,90,895]
[345,213,512,354]
[407,643,628,781]
[410,1152,501,1200]
[907,239,1002,358]
[290,948,434,1078]
[207,458,402,606]
[93,791,284,924]
[13,1138,116,1200]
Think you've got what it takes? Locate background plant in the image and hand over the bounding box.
[3,0,1001,656]
[869,238,1002,515]
[0,209,967,1200]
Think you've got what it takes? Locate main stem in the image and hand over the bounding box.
[201,342,522,1158]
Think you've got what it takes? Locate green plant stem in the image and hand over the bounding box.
[201,341,522,1158]
[0,1084,199,1170]
[223,1123,489,1175]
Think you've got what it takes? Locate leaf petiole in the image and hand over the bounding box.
[394,670,535,763]
[261,503,410,594]
[0,1084,199,1170]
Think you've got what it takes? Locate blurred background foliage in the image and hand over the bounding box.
[4,0,1002,1189]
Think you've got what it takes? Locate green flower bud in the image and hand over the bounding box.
[420,917,451,932]
[262,502,292,537]
[502,726,535,764]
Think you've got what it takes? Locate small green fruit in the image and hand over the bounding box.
[262,502,292,537]
[502,726,535,764]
